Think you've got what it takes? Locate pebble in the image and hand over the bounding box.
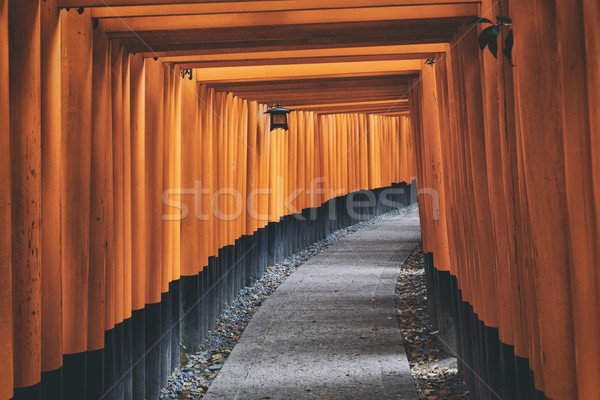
[395,243,470,399]
[161,204,419,399]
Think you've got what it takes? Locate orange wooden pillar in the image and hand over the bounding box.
[474,6,517,346]
[9,1,42,395]
[88,21,111,399]
[584,2,600,297]
[555,1,600,398]
[215,92,225,250]
[163,66,179,375]
[144,58,165,305]
[179,73,201,351]
[257,104,271,231]
[143,58,165,399]
[246,101,259,235]
[240,100,249,234]
[197,84,208,270]
[162,68,173,298]
[172,70,182,284]
[110,40,125,331]
[512,2,576,397]
[60,8,93,400]
[288,112,299,215]
[109,39,127,400]
[418,66,452,271]
[40,0,63,396]
[122,49,133,329]
[206,87,217,261]
[0,0,12,398]
[130,54,147,312]
[129,53,147,400]
[460,34,500,328]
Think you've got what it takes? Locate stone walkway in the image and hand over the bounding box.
[204,207,421,400]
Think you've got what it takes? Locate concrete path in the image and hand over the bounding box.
[204,207,421,400]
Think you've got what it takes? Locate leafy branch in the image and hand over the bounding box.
[467,16,514,64]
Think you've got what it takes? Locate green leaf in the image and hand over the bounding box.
[479,25,500,57]
[496,16,513,24]
[466,16,494,25]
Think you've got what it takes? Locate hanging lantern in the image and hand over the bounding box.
[264,104,292,132]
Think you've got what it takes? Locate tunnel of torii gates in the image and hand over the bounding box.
[0,0,599,399]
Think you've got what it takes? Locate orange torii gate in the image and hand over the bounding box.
[3,0,600,399]
[1,2,423,399]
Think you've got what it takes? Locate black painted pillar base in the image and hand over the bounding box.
[13,385,41,400]
[63,352,87,400]
[424,247,551,400]
[169,280,180,374]
[160,290,171,389]
[103,328,117,400]
[122,317,133,400]
[145,302,161,400]
[180,274,200,352]
[41,367,62,400]
[131,308,145,400]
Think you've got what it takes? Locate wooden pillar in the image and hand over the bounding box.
[87,21,111,400]
[555,1,600,398]
[60,7,93,399]
[130,54,146,313]
[583,0,600,277]
[246,101,259,235]
[41,0,63,384]
[179,75,199,277]
[143,58,164,400]
[0,0,13,398]
[145,59,164,306]
[512,1,577,397]
[162,66,172,294]
[179,73,200,351]
[129,53,146,400]
[255,103,267,230]
[109,39,125,400]
[9,1,42,393]
[89,18,110,352]
[110,41,124,330]
[172,70,182,281]
[419,64,451,271]
[122,50,132,323]
[40,0,63,390]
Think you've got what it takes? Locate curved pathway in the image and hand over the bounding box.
[204,207,421,400]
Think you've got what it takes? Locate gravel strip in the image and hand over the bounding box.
[395,243,470,400]
[161,204,419,400]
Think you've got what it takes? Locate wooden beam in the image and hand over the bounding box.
[299,100,410,112]
[233,94,408,107]
[92,0,480,18]
[205,75,415,91]
[64,0,480,9]
[160,44,447,63]
[119,19,461,55]
[177,53,432,69]
[101,4,476,32]
[288,99,409,109]
[193,60,423,82]
[314,105,410,114]
[226,89,408,99]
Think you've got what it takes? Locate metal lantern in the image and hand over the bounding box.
[264,104,292,132]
